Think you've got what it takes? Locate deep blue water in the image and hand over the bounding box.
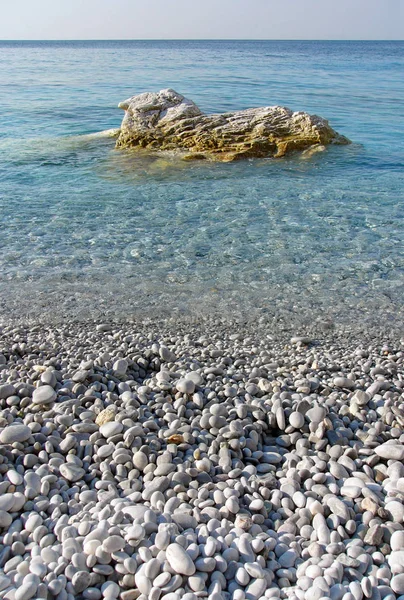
[0,40,403,327]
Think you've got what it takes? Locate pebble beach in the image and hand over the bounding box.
[1,36,404,600]
[1,316,404,600]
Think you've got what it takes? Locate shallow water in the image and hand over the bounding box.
[0,40,403,329]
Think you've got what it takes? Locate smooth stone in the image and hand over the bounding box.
[101,581,120,598]
[185,372,203,386]
[226,497,240,513]
[72,370,88,383]
[121,505,149,520]
[276,407,286,430]
[0,577,11,592]
[0,494,16,512]
[100,421,123,437]
[333,377,355,389]
[7,470,23,485]
[25,472,41,493]
[245,577,267,600]
[41,370,57,386]
[340,486,362,499]
[194,557,216,572]
[159,346,176,362]
[289,411,305,428]
[73,570,92,593]
[375,444,404,461]
[32,385,57,405]
[386,501,404,523]
[306,406,327,423]
[15,583,37,600]
[278,550,297,568]
[0,511,12,528]
[155,531,171,551]
[154,572,171,587]
[103,535,125,553]
[166,543,196,576]
[262,452,282,464]
[388,551,404,571]
[235,567,250,586]
[353,390,370,406]
[0,384,16,399]
[132,451,148,471]
[113,359,128,375]
[0,424,31,444]
[188,574,206,592]
[391,531,404,552]
[327,496,350,521]
[244,563,265,578]
[391,575,404,595]
[249,499,264,511]
[97,444,115,459]
[59,463,86,482]
[176,379,196,395]
[171,513,198,530]
[291,336,312,345]
[126,524,145,540]
[142,477,170,501]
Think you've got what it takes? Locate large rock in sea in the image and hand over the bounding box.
[116,88,350,161]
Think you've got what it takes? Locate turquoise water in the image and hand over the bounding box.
[0,40,403,327]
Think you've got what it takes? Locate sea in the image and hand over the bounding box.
[0,40,403,331]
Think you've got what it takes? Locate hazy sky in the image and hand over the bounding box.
[1,0,403,40]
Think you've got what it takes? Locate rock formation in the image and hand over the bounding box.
[116,89,350,161]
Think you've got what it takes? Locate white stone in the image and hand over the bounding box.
[113,359,128,376]
[132,451,148,471]
[386,500,404,523]
[391,574,404,595]
[176,378,195,395]
[289,411,305,428]
[391,531,404,552]
[333,377,355,389]
[103,535,126,553]
[0,424,31,444]
[32,385,57,405]
[375,444,404,461]
[100,421,123,438]
[166,543,196,576]
[0,511,12,528]
[59,463,85,482]
[245,577,267,600]
[327,496,350,521]
[0,494,16,512]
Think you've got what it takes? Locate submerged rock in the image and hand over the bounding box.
[116,88,350,161]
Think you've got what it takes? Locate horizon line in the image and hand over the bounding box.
[0,38,403,42]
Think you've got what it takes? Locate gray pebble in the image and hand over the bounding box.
[32,385,57,405]
[0,424,31,444]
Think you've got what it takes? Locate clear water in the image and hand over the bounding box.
[0,40,403,328]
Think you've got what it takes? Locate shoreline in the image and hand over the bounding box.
[1,308,403,346]
[1,276,404,342]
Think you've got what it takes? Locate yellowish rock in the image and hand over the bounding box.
[95,408,116,426]
[361,497,379,514]
[167,434,184,445]
[116,89,350,162]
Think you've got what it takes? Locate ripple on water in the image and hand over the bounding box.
[0,140,403,331]
[0,41,403,328]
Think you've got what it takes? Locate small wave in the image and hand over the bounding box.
[0,129,120,164]
[80,128,120,139]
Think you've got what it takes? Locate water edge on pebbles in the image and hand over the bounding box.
[0,316,403,600]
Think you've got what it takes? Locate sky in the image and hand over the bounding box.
[0,0,403,40]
